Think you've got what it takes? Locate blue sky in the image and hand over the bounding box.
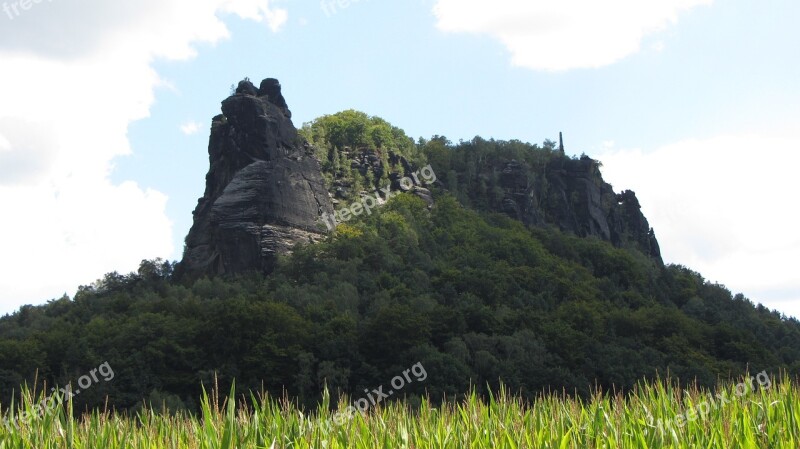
[1,0,798,317]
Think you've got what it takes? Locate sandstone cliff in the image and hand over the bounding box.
[176,78,333,279]
[496,155,661,262]
[178,78,661,280]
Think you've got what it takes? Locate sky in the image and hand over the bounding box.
[0,0,798,318]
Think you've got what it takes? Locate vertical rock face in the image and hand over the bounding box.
[177,78,661,279]
[176,78,333,279]
[498,156,662,263]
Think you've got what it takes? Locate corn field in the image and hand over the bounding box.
[1,375,798,448]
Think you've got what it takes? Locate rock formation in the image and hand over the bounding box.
[177,77,661,280]
[176,78,333,279]
[497,155,662,262]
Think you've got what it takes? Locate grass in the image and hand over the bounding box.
[1,375,798,448]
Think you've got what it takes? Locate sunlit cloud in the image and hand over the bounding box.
[598,131,800,319]
[180,121,204,136]
[433,0,712,71]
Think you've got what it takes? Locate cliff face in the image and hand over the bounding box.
[497,156,662,262]
[176,78,333,279]
[178,78,660,279]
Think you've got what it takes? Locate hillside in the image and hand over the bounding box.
[1,78,799,414]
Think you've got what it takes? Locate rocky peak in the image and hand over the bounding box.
[496,155,662,263]
[258,78,290,115]
[176,78,333,279]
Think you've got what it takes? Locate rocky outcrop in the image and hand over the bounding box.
[176,78,333,279]
[176,77,660,279]
[497,155,662,262]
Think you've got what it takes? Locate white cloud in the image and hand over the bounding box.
[0,0,287,60]
[0,0,287,315]
[598,131,800,319]
[0,133,10,152]
[432,0,712,71]
[180,121,204,136]
[221,0,288,32]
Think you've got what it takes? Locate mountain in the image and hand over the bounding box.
[179,78,660,280]
[1,77,798,414]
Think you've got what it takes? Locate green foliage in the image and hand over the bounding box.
[1,376,799,447]
[300,110,418,156]
[1,121,799,424]
[420,136,566,212]
[299,110,425,200]
[1,194,798,415]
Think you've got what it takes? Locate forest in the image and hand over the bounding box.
[1,111,798,415]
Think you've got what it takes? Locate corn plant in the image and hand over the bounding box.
[0,374,797,448]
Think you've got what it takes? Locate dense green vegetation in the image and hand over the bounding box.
[1,111,799,435]
[419,134,561,211]
[300,110,426,201]
[1,192,798,414]
[2,376,798,448]
[300,110,422,161]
